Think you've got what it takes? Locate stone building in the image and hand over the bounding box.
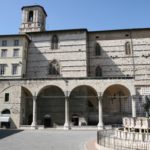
[0,5,150,129]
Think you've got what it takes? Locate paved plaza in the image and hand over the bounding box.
[0,129,97,150]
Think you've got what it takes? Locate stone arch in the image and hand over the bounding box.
[102,84,131,96]
[0,85,33,127]
[21,86,33,96]
[37,85,65,127]
[20,86,33,125]
[1,109,11,128]
[102,84,131,125]
[69,85,98,126]
[69,85,98,97]
[37,85,65,97]
[1,109,11,114]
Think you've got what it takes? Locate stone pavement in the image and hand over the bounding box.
[0,129,97,150]
[86,139,100,150]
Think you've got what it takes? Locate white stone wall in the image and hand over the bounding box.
[0,36,28,79]
[88,30,150,81]
[0,84,22,128]
[88,31,134,77]
[132,30,150,80]
[26,30,88,78]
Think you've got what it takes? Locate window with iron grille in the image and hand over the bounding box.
[13,49,19,57]
[5,93,9,102]
[0,64,6,75]
[12,64,18,75]
[14,40,19,46]
[1,49,7,57]
[2,40,7,46]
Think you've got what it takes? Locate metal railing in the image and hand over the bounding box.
[97,129,150,150]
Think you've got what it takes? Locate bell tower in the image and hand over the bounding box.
[19,5,47,33]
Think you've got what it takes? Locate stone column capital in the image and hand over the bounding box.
[97,92,103,100]
[33,92,37,100]
[65,90,70,98]
[131,95,138,102]
[132,95,136,98]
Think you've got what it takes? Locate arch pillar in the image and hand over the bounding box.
[97,93,104,130]
[31,92,37,129]
[64,91,70,130]
[131,95,136,117]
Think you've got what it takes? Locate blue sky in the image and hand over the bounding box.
[0,0,150,34]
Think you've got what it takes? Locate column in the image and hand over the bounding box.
[131,95,136,117]
[97,94,104,130]
[64,91,70,130]
[31,93,37,129]
[22,10,25,23]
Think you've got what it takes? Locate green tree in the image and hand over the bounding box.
[143,96,150,117]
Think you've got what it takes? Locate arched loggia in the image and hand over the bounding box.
[20,87,33,125]
[69,85,98,126]
[37,85,65,127]
[102,84,131,125]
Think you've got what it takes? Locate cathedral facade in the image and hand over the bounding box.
[0,5,149,129]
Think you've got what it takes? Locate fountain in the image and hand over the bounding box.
[116,117,150,141]
[97,117,150,150]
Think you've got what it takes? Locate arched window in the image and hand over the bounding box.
[28,11,33,22]
[125,42,131,55]
[1,109,10,114]
[51,35,59,49]
[48,60,60,75]
[95,43,101,56]
[95,66,102,77]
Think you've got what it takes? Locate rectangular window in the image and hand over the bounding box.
[12,64,18,75]
[2,40,7,46]
[1,49,7,57]
[0,64,6,75]
[5,93,9,102]
[13,49,19,57]
[14,40,19,46]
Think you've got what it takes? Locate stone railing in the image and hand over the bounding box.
[123,117,150,130]
[115,128,150,142]
[97,130,150,150]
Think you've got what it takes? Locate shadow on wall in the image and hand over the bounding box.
[88,34,134,78]
[26,42,51,78]
[26,33,83,79]
[10,117,18,129]
[0,129,23,140]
